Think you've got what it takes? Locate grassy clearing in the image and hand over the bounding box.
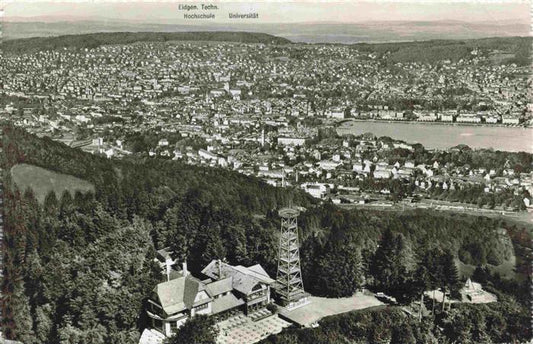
[457,254,517,281]
[11,163,94,204]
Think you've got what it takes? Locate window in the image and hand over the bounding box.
[153,319,163,331]
[150,302,161,315]
[195,303,209,311]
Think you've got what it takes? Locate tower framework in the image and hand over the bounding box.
[275,207,307,307]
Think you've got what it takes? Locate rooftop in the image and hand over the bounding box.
[279,207,300,218]
[202,260,275,295]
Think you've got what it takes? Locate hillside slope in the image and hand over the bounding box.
[0,31,292,53]
[0,125,530,344]
[11,163,94,204]
[352,36,532,65]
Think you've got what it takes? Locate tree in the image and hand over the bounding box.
[164,315,218,344]
[314,242,364,297]
[59,190,75,219]
[389,268,418,305]
[24,249,46,305]
[222,223,248,265]
[440,249,460,306]
[420,248,443,315]
[394,233,416,272]
[11,279,35,343]
[412,264,431,320]
[472,265,489,285]
[199,224,227,268]
[34,304,54,344]
[370,229,415,295]
[391,324,416,344]
[370,228,396,291]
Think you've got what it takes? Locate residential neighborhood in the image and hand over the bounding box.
[0,41,531,213]
[0,2,532,343]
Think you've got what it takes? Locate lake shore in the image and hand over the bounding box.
[337,118,530,129]
[337,120,533,153]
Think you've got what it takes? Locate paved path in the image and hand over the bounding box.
[279,292,384,327]
[340,200,533,225]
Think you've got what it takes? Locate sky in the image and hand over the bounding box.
[4,1,531,24]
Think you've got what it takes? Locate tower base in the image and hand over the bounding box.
[282,296,311,311]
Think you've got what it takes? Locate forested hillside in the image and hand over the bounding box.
[0,125,312,343]
[353,36,532,65]
[0,31,292,54]
[260,300,531,344]
[1,125,530,343]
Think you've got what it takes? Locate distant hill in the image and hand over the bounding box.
[351,36,532,65]
[0,31,292,53]
[2,29,530,66]
[3,19,529,43]
[275,21,529,44]
[10,163,95,204]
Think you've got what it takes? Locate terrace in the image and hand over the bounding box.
[278,292,384,327]
[216,312,291,344]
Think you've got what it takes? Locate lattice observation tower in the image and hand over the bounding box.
[274,207,309,309]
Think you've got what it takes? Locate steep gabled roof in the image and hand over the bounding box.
[241,264,274,283]
[212,293,245,314]
[184,276,201,308]
[206,277,233,297]
[156,247,174,262]
[202,260,274,295]
[154,277,187,315]
[153,275,206,315]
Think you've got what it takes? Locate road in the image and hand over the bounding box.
[339,198,533,225]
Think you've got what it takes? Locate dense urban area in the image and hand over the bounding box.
[0,32,531,344]
[0,34,532,213]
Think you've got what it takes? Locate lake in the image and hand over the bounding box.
[337,121,533,153]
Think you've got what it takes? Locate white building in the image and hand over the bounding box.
[373,169,391,179]
[440,112,455,122]
[318,160,341,171]
[457,114,481,123]
[146,260,274,338]
[277,137,306,146]
[417,113,438,122]
[302,183,330,199]
[198,149,218,161]
[325,108,345,119]
[502,115,520,125]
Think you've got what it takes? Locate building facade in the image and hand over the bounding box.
[146,259,274,337]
